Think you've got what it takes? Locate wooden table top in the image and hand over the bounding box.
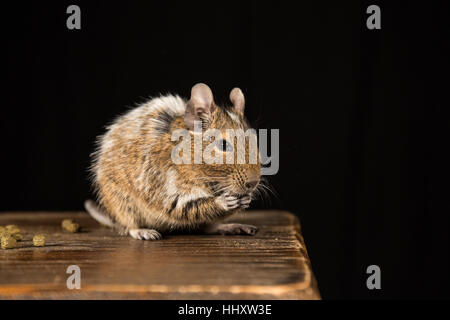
[0,211,320,300]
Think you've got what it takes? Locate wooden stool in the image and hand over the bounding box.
[0,211,320,299]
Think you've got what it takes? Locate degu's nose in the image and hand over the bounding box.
[245,179,259,191]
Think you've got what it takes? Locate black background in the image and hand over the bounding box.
[3,1,449,299]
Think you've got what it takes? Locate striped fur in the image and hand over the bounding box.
[88,89,260,235]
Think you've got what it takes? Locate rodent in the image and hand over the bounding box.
[85,83,261,240]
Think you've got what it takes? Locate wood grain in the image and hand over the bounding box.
[0,211,320,299]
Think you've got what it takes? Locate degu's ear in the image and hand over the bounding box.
[185,83,216,130]
[229,87,245,114]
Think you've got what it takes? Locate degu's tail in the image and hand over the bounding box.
[84,199,115,228]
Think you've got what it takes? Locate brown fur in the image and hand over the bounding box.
[89,84,260,235]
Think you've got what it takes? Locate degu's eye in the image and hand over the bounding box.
[216,139,233,152]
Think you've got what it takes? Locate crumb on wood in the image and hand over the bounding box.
[62,219,81,233]
[1,235,17,249]
[11,233,23,241]
[61,219,74,228]
[33,234,46,247]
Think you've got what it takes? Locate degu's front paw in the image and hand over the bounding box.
[216,192,252,211]
[216,192,240,211]
[129,229,162,240]
[238,194,252,209]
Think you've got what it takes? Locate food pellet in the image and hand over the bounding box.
[6,225,20,234]
[0,232,9,238]
[11,233,23,241]
[64,222,80,233]
[61,219,74,229]
[1,236,17,250]
[33,235,46,247]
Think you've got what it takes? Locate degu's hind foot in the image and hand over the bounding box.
[129,228,162,240]
[204,223,258,236]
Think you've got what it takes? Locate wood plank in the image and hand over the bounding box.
[0,211,320,299]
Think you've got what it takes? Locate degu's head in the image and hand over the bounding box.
[180,83,261,196]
